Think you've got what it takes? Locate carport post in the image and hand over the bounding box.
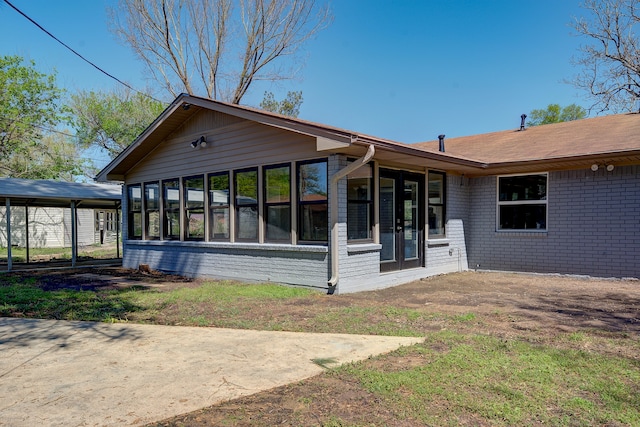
[5,198,11,271]
[71,201,77,268]
[116,206,121,259]
[25,205,30,264]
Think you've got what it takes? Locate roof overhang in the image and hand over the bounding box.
[0,178,122,209]
[475,149,640,176]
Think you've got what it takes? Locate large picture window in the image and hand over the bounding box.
[144,182,160,239]
[347,162,373,241]
[428,172,446,238]
[127,184,142,239]
[264,164,291,242]
[498,173,548,230]
[209,172,230,240]
[184,175,205,240]
[235,168,259,241]
[298,159,328,242]
[163,178,181,239]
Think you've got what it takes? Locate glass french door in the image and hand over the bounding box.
[379,170,424,272]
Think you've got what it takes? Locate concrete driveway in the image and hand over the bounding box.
[0,318,422,426]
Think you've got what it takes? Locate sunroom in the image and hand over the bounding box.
[97,94,481,293]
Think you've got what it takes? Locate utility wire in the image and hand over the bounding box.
[2,0,163,103]
[0,117,112,163]
[0,116,77,140]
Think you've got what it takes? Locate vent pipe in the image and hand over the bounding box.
[438,134,445,152]
[520,114,527,131]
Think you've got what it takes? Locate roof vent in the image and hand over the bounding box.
[438,134,445,152]
[520,114,527,131]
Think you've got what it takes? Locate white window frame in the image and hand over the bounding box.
[496,172,548,232]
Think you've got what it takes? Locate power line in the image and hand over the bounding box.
[2,0,163,103]
[0,117,111,163]
[0,116,78,140]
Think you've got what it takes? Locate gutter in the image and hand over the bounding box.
[327,144,375,294]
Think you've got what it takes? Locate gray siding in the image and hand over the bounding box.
[467,166,640,278]
[127,110,320,183]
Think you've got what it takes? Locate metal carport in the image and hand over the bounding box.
[0,178,122,271]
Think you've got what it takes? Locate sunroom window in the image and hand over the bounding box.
[264,164,291,242]
[235,168,259,241]
[163,178,181,239]
[184,175,205,240]
[298,159,328,242]
[428,172,446,238]
[144,182,160,239]
[209,172,230,240]
[347,162,373,241]
[127,184,142,239]
[498,173,548,230]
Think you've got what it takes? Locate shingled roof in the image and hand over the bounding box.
[414,113,640,175]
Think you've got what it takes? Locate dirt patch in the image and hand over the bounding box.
[3,268,639,425]
[148,271,639,426]
[370,272,640,335]
[4,266,202,292]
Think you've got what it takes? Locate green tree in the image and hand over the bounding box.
[70,88,166,159]
[0,55,81,180]
[527,103,587,126]
[260,91,303,117]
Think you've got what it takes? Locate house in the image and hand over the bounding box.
[96,94,640,293]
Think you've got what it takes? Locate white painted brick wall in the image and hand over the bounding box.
[124,241,329,288]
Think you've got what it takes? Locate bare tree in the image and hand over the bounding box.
[571,0,640,113]
[109,0,331,104]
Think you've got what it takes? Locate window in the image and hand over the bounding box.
[347,162,373,241]
[235,168,259,241]
[105,211,117,232]
[184,175,205,240]
[428,172,446,238]
[298,159,328,242]
[209,172,230,240]
[264,164,291,242]
[498,174,547,230]
[144,182,160,239]
[127,184,142,239]
[163,178,181,239]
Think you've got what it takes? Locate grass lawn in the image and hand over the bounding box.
[0,244,121,263]
[1,270,638,426]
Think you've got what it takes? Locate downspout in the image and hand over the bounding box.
[327,144,375,294]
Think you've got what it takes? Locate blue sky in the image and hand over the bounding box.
[1,0,588,148]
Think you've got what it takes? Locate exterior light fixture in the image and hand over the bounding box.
[190,136,207,149]
[590,163,615,172]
